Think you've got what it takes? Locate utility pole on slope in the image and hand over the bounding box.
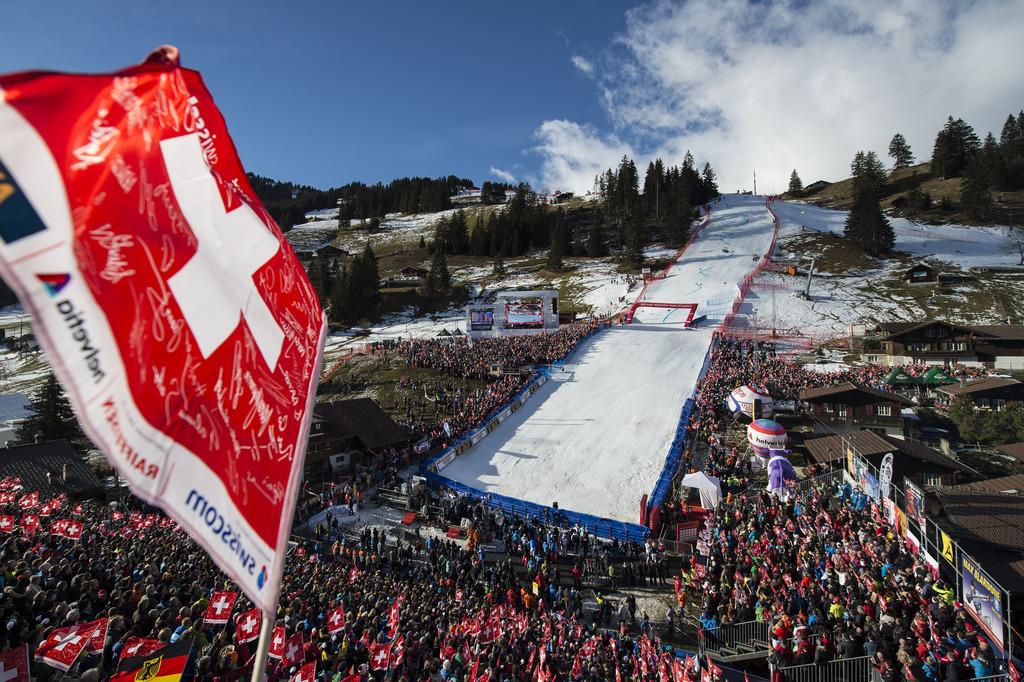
[753,170,757,196]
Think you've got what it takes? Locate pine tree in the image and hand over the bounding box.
[887,133,914,170]
[307,256,327,304]
[788,170,803,194]
[844,151,894,256]
[700,162,718,201]
[931,116,980,178]
[546,211,568,271]
[357,242,380,313]
[13,372,88,452]
[425,248,450,297]
[329,264,352,325]
[492,252,505,276]
[546,238,564,272]
[587,225,606,257]
[960,154,993,221]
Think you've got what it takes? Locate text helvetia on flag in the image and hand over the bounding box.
[0,52,326,612]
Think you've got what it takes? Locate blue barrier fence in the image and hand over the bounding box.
[646,334,721,516]
[422,470,650,543]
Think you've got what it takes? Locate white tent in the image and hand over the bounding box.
[679,471,723,509]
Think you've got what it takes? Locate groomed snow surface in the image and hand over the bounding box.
[441,195,777,522]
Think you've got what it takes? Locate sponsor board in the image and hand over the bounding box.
[961,554,1005,651]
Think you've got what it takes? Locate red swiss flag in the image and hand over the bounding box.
[120,637,163,658]
[0,48,325,612]
[203,590,238,625]
[369,641,391,671]
[35,620,102,671]
[281,631,305,667]
[235,608,261,645]
[289,660,316,682]
[18,492,38,510]
[268,626,287,660]
[0,644,30,682]
[0,515,14,533]
[326,605,345,634]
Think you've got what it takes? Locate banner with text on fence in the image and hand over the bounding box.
[903,477,926,529]
[961,554,1005,651]
[0,50,326,612]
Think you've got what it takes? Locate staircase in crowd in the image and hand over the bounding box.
[696,618,772,663]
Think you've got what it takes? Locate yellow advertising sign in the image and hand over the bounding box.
[941,531,954,562]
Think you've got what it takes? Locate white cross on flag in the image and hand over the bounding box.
[120,637,163,658]
[369,642,391,671]
[282,631,305,667]
[0,492,15,504]
[203,590,238,625]
[326,605,345,634]
[21,515,40,537]
[0,48,325,612]
[0,644,30,682]
[0,515,14,533]
[235,607,261,645]
[289,660,316,682]
[390,635,405,667]
[17,492,37,510]
[268,626,286,660]
[34,619,101,672]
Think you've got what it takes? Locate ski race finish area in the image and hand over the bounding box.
[439,195,777,522]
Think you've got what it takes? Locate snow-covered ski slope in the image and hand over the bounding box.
[441,195,777,522]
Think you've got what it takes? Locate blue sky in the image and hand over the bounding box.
[4,1,1023,195]
[0,1,626,190]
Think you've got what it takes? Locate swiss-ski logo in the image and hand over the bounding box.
[37,273,71,296]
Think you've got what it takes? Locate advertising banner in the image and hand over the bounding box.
[961,555,1005,651]
[904,477,926,529]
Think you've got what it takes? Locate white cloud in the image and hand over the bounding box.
[489,166,518,183]
[533,0,1024,194]
[571,55,595,76]
[532,120,634,193]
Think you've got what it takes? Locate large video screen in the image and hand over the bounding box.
[469,308,494,331]
[505,298,544,328]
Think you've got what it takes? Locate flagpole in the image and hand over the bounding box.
[250,608,276,682]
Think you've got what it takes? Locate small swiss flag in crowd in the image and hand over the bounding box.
[235,608,261,645]
[203,590,238,625]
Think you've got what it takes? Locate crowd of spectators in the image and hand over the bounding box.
[689,480,1007,681]
[373,321,604,450]
[3,490,701,681]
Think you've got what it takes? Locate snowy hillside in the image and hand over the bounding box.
[732,199,1024,341]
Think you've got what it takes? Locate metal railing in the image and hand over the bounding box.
[699,618,770,656]
[792,468,843,494]
[774,655,873,682]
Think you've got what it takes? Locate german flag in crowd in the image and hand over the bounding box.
[111,639,194,682]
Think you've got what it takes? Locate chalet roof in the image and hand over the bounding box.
[935,488,1024,553]
[798,381,914,406]
[0,440,102,497]
[967,325,1024,341]
[941,474,1024,496]
[802,431,970,473]
[875,320,1024,341]
[997,442,1024,463]
[935,377,1022,397]
[903,263,936,275]
[314,399,409,452]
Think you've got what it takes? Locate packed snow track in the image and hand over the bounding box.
[440,195,777,522]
